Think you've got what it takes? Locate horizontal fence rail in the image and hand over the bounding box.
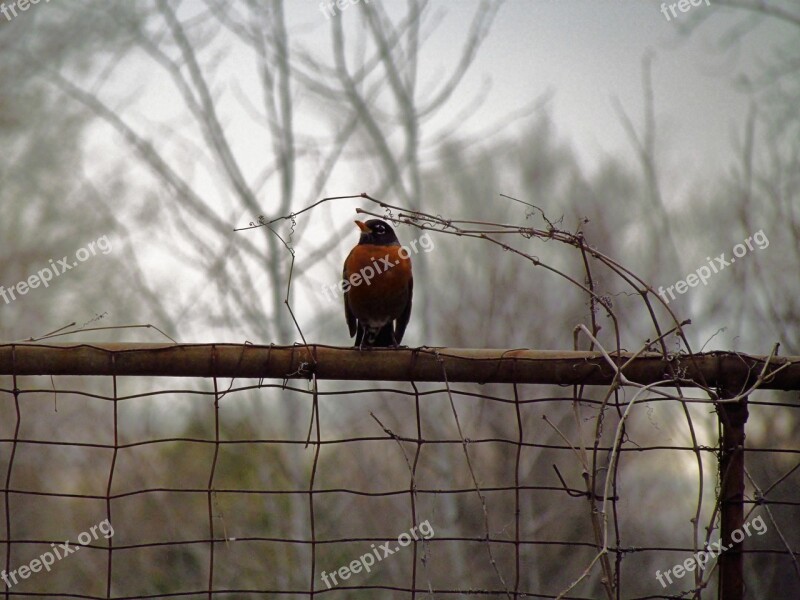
[0,343,799,387]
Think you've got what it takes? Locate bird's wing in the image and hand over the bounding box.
[343,252,357,338]
[394,276,413,344]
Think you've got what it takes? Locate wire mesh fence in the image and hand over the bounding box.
[1,343,798,599]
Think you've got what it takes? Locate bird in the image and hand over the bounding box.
[343,219,413,347]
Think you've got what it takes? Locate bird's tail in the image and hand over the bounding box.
[371,323,396,346]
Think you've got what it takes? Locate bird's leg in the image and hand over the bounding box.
[358,326,365,351]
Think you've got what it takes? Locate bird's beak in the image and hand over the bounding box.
[355,220,371,233]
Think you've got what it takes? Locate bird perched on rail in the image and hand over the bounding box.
[343,219,413,348]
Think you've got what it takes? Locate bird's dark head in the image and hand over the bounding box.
[355,219,400,246]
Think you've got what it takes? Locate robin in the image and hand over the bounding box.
[343,219,413,347]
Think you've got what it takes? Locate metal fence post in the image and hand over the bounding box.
[718,393,749,600]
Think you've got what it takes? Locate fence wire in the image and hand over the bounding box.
[1,349,799,599]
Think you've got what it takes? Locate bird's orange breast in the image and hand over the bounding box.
[344,244,412,322]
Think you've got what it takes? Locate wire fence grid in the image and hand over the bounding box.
[1,343,799,599]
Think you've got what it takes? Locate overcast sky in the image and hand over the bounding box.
[260,0,790,213]
[98,0,790,202]
[358,0,786,192]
